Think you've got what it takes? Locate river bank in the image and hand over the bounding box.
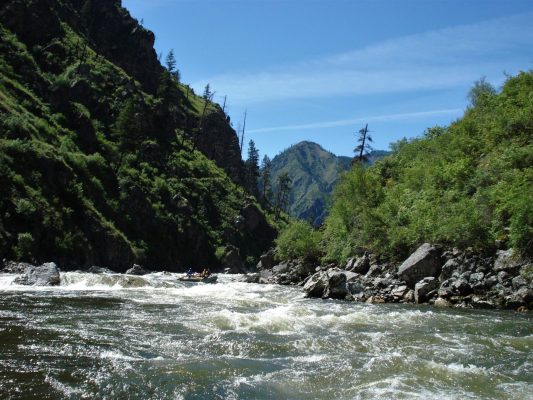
[250,244,533,311]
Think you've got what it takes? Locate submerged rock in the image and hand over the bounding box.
[14,262,60,286]
[125,264,151,275]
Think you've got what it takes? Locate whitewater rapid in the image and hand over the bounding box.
[0,271,531,399]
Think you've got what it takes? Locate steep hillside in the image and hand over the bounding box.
[270,141,387,225]
[0,0,275,271]
[323,72,533,262]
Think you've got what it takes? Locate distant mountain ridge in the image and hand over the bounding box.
[269,141,389,225]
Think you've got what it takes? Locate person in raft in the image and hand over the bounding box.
[201,268,211,278]
[186,268,193,277]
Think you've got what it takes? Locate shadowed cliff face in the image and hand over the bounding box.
[0,0,274,270]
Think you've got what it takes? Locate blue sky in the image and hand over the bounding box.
[123,0,533,158]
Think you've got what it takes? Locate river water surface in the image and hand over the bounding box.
[0,272,531,399]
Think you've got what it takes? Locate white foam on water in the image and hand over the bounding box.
[99,350,140,362]
[427,360,488,375]
[45,375,88,398]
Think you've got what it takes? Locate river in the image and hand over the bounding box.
[0,272,531,399]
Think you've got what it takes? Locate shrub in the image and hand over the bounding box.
[276,220,322,261]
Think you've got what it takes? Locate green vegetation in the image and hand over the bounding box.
[268,141,388,226]
[0,0,275,270]
[322,72,533,263]
[275,220,321,262]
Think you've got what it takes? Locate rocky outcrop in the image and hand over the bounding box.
[258,245,532,311]
[13,262,60,286]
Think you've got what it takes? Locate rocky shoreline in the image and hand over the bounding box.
[248,244,533,311]
[3,244,532,311]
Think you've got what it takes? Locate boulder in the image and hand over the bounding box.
[398,243,443,287]
[14,262,60,286]
[303,272,328,298]
[493,249,523,273]
[87,266,115,274]
[439,259,459,282]
[434,297,452,308]
[414,277,439,303]
[346,254,370,274]
[391,285,409,300]
[221,245,245,273]
[323,271,351,300]
[243,273,260,283]
[256,249,276,270]
[505,287,533,309]
[438,279,454,299]
[451,277,472,296]
[272,262,290,275]
[125,264,150,275]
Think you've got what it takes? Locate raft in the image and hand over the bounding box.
[178,275,218,284]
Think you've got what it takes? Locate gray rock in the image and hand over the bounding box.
[365,263,384,278]
[484,275,498,289]
[323,271,350,299]
[14,262,60,286]
[451,278,472,296]
[222,246,245,273]
[414,277,439,303]
[438,279,454,298]
[439,259,459,282]
[347,281,364,295]
[125,264,150,275]
[434,297,452,308]
[87,266,114,274]
[391,285,409,300]
[505,287,533,309]
[272,262,290,275]
[398,243,443,287]
[243,273,260,283]
[493,249,522,273]
[2,261,34,274]
[512,275,527,290]
[346,254,370,274]
[303,272,328,298]
[256,249,276,270]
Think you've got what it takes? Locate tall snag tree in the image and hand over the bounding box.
[353,123,373,164]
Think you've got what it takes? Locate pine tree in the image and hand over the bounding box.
[260,155,273,204]
[275,172,292,217]
[202,83,212,100]
[165,50,176,73]
[245,139,260,195]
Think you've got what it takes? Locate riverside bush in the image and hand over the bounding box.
[276,220,322,261]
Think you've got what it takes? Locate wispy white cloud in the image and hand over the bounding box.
[193,13,533,104]
[248,108,462,133]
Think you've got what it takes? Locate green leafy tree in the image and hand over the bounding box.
[468,77,496,107]
[276,220,322,261]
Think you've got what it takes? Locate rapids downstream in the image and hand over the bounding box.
[0,272,531,399]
